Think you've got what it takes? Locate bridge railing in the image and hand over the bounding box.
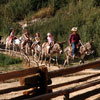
[0,60,100,99]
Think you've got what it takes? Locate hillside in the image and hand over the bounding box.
[0,0,100,56]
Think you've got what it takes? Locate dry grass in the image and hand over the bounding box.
[33,6,54,19]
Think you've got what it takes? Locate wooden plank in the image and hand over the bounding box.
[20,74,40,86]
[0,85,31,94]
[48,73,100,89]
[28,79,100,100]
[68,79,100,93]
[48,60,100,78]
[0,67,39,82]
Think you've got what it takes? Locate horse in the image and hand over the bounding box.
[63,41,94,66]
[5,36,12,53]
[5,36,22,53]
[13,37,22,51]
[24,39,33,55]
[31,43,42,61]
[41,42,64,67]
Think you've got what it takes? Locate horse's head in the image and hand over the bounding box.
[80,41,94,55]
[52,43,63,54]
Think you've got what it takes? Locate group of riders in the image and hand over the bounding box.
[9,27,82,57]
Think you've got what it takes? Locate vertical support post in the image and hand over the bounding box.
[63,92,69,100]
[39,66,48,94]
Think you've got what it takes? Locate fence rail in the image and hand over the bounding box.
[0,60,100,100]
[0,67,39,82]
[48,60,100,78]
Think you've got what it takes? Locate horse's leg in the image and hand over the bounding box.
[32,50,34,60]
[49,56,51,67]
[34,52,37,60]
[63,54,69,67]
[63,59,67,67]
[44,53,49,66]
[9,44,13,55]
[5,44,7,52]
[13,44,14,52]
[40,54,43,64]
[80,54,85,64]
[56,54,58,66]
[67,56,70,66]
[38,52,41,63]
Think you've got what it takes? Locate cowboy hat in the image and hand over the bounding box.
[71,27,77,31]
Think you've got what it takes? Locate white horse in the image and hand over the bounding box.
[5,36,22,52]
[5,36,12,52]
[13,37,22,51]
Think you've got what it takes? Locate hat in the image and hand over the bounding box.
[71,27,77,31]
[47,33,51,36]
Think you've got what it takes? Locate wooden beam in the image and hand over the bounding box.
[0,67,39,82]
[0,85,31,94]
[20,74,40,86]
[48,60,100,78]
[68,79,100,93]
[48,73,100,89]
[28,79,100,100]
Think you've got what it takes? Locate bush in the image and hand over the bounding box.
[27,0,100,57]
[1,0,100,57]
[33,6,54,19]
[0,53,22,67]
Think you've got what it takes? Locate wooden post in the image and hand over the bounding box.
[64,92,69,100]
[39,66,48,94]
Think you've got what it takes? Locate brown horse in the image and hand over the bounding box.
[41,42,64,67]
[63,41,94,66]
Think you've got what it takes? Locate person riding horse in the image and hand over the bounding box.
[32,32,40,47]
[9,29,15,44]
[21,30,30,49]
[68,27,81,59]
[31,32,41,53]
[47,32,54,54]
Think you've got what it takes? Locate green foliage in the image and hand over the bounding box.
[0,53,22,67]
[27,0,100,57]
[33,6,54,19]
[1,0,100,57]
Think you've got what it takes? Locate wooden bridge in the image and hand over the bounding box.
[0,60,100,100]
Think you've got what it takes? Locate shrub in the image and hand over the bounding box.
[0,53,22,67]
[33,6,54,19]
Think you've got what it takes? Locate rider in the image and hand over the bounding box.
[31,32,40,48]
[34,32,40,45]
[68,27,81,59]
[47,32,54,54]
[9,29,15,44]
[21,29,30,49]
